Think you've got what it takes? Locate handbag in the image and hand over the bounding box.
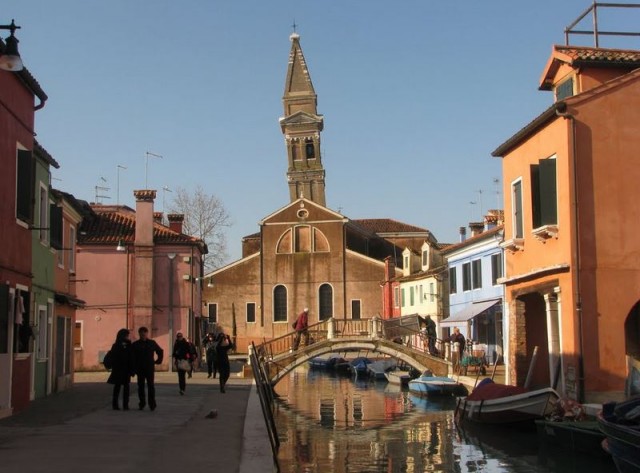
[177,358,191,371]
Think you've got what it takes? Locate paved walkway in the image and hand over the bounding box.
[0,371,273,473]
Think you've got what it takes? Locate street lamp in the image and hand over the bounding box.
[0,20,23,72]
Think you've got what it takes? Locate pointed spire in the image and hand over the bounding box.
[284,33,316,99]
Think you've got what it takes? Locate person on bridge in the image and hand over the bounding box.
[132,326,163,411]
[292,308,310,351]
[425,315,437,355]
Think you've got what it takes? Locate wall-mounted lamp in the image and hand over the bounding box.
[116,240,126,252]
[0,20,23,72]
[207,279,214,288]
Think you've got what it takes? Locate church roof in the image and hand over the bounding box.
[353,218,430,235]
[79,206,206,250]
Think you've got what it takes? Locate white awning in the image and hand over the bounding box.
[440,299,501,327]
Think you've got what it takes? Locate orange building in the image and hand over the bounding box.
[493,44,640,402]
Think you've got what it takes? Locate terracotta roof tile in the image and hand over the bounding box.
[556,45,640,64]
[79,207,204,247]
[353,218,429,234]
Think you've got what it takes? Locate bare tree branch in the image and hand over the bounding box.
[169,185,231,272]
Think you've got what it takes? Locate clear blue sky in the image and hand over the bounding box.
[5,1,640,263]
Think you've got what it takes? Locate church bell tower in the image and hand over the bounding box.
[279,33,326,206]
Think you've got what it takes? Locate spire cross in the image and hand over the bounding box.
[292,20,297,33]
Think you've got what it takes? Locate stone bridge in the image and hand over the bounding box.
[253,317,450,386]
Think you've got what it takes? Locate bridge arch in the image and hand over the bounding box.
[266,338,449,386]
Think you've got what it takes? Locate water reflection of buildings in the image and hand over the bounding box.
[274,368,455,473]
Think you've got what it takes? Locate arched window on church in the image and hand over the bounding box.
[319,284,333,321]
[295,226,311,252]
[305,138,315,159]
[314,228,329,252]
[276,228,293,254]
[291,139,300,161]
[274,285,288,322]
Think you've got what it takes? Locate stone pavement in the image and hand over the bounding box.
[0,371,274,473]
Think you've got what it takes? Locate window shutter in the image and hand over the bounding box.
[513,181,524,238]
[50,205,63,249]
[16,150,35,223]
[0,284,9,353]
[539,158,558,225]
[530,165,541,229]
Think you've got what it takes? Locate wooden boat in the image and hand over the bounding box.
[455,380,560,424]
[367,359,396,380]
[535,419,607,456]
[597,396,640,472]
[385,370,412,386]
[409,372,468,397]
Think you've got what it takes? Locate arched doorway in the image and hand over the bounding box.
[625,302,640,396]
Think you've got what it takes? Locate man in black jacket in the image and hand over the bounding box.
[132,326,163,411]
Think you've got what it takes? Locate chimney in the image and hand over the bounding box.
[153,211,163,224]
[484,209,501,231]
[133,190,156,246]
[459,226,466,243]
[469,222,484,237]
[167,213,184,234]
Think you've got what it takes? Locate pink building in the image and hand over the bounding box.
[74,190,207,371]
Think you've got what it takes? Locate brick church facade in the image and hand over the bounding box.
[203,34,437,351]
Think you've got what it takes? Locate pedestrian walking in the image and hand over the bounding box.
[204,333,218,379]
[292,307,310,350]
[107,328,135,410]
[131,326,163,411]
[186,337,198,378]
[425,315,438,355]
[172,332,191,395]
[215,329,235,393]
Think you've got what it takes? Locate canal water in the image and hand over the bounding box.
[273,368,617,473]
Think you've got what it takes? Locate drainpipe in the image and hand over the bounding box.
[556,101,585,403]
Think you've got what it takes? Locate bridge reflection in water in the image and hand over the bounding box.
[273,369,617,473]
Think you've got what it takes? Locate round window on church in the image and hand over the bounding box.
[297,208,309,219]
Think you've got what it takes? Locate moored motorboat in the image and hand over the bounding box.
[409,371,468,397]
[535,419,607,456]
[455,379,560,424]
[385,370,412,386]
[348,356,373,375]
[367,359,396,380]
[597,395,640,472]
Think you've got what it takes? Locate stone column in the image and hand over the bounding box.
[327,317,335,340]
[544,289,562,392]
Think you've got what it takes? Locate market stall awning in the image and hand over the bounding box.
[440,299,500,327]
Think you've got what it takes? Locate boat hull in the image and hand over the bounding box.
[385,370,412,386]
[456,387,560,424]
[535,419,606,456]
[597,396,640,473]
[409,377,467,397]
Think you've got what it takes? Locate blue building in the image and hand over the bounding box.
[442,215,505,365]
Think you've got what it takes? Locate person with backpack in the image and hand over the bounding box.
[106,328,135,410]
[132,326,163,411]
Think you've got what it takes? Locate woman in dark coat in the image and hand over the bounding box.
[215,330,235,393]
[172,332,191,395]
[107,328,135,410]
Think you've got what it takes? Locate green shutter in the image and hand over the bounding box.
[539,158,558,225]
[50,204,63,249]
[530,165,541,229]
[513,181,524,238]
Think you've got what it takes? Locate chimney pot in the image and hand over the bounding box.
[459,226,466,243]
[153,212,163,224]
[167,213,185,234]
